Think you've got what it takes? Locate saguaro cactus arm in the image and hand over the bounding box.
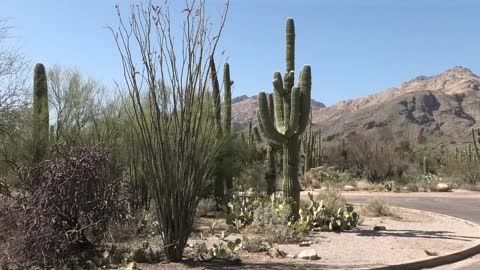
[298,65,312,134]
[257,93,288,144]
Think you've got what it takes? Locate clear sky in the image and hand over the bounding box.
[2,0,479,106]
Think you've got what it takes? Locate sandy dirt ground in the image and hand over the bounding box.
[136,206,480,270]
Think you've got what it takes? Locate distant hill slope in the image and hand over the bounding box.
[311,66,480,145]
[232,66,480,145]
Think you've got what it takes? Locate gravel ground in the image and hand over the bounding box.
[138,206,480,270]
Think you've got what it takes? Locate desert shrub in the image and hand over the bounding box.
[20,145,124,267]
[363,199,394,217]
[439,159,480,190]
[414,173,444,191]
[314,189,347,215]
[300,166,350,189]
[248,198,300,243]
[241,236,269,252]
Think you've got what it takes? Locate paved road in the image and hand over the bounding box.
[341,191,480,270]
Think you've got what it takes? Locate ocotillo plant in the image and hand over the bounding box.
[256,18,312,219]
[32,63,49,163]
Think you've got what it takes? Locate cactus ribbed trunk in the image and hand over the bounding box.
[265,146,277,195]
[210,57,224,206]
[283,136,301,216]
[32,63,49,163]
[223,63,233,196]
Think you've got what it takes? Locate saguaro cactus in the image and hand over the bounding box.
[32,63,49,163]
[223,63,234,195]
[210,57,234,206]
[256,18,312,218]
[472,128,480,160]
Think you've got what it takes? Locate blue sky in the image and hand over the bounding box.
[2,0,479,106]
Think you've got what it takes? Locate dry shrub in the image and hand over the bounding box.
[440,160,480,190]
[2,145,125,267]
[363,199,394,217]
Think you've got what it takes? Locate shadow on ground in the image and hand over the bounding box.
[152,259,384,270]
[349,229,480,242]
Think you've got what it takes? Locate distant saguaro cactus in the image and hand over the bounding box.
[256,18,312,219]
[32,63,49,163]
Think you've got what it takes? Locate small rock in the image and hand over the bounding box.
[298,241,312,247]
[287,253,298,259]
[374,226,387,231]
[91,256,103,267]
[267,247,286,258]
[126,262,136,270]
[343,185,356,191]
[436,183,450,192]
[297,249,320,260]
[85,260,97,270]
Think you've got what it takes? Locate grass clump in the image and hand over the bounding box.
[363,199,394,217]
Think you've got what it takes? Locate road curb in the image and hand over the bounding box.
[354,204,480,270]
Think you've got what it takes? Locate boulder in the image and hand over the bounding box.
[297,249,320,260]
[436,183,450,192]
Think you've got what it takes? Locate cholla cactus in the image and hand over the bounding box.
[256,18,312,218]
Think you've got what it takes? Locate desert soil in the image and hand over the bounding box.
[138,206,480,270]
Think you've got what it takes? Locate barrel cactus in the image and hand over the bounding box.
[256,18,312,219]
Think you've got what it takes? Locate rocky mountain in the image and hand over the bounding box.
[232,95,326,129]
[312,66,480,145]
[231,66,480,145]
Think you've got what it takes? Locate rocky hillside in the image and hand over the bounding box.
[312,66,480,145]
[232,66,480,145]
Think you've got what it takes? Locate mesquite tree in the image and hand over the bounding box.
[112,1,228,261]
[256,18,312,219]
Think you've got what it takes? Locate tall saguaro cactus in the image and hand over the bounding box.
[210,57,234,206]
[256,18,312,218]
[223,63,234,194]
[32,63,49,163]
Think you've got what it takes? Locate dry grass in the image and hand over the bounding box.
[361,199,395,217]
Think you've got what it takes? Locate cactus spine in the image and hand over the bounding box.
[32,63,49,163]
[256,18,311,219]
